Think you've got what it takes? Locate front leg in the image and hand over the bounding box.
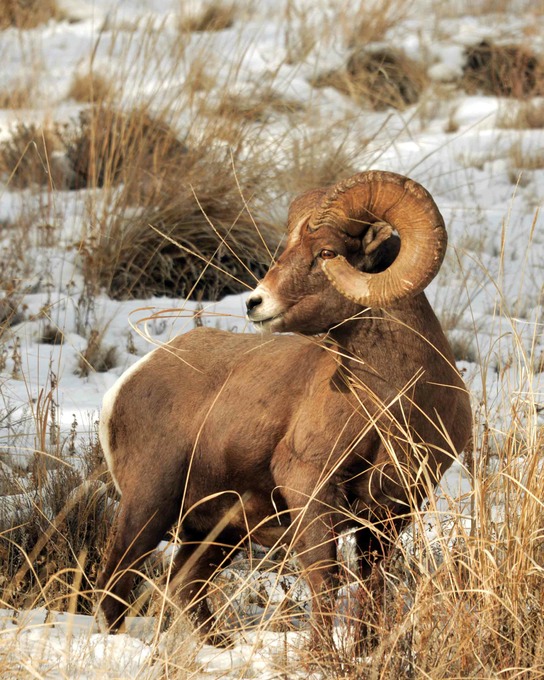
[273,446,348,646]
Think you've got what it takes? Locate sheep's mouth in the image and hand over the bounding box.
[250,315,282,332]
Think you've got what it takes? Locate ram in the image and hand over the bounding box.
[97,170,472,644]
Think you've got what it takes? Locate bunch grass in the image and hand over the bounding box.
[312,47,428,111]
[0,0,64,29]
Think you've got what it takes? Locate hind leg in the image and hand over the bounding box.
[97,496,179,631]
[166,528,239,644]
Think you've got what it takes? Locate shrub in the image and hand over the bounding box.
[178,1,237,33]
[64,106,187,191]
[312,47,427,111]
[68,105,280,300]
[88,155,280,301]
[0,429,114,615]
[0,123,67,189]
[0,0,64,29]
[67,71,113,104]
[461,40,544,98]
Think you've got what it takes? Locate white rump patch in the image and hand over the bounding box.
[99,351,156,494]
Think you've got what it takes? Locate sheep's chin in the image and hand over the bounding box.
[253,315,283,333]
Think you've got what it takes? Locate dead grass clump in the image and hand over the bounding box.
[178,1,236,32]
[511,146,544,170]
[343,0,411,48]
[67,71,113,104]
[213,88,305,123]
[89,154,279,301]
[64,106,187,192]
[497,100,544,129]
[0,296,23,334]
[0,123,67,189]
[312,48,427,111]
[275,131,360,200]
[72,105,281,300]
[76,329,117,377]
[461,40,544,98]
[332,412,544,677]
[507,141,544,184]
[0,0,64,29]
[39,323,64,346]
[0,82,33,109]
[282,3,319,65]
[181,57,217,95]
[0,432,114,615]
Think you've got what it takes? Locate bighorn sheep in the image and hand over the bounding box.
[97,170,472,643]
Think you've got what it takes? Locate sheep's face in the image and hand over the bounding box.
[246,221,398,335]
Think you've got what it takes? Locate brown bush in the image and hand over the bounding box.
[0,123,67,189]
[0,434,115,615]
[64,106,187,191]
[0,0,64,29]
[178,2,236,32]
[67,71,113,104]
[64,104,280,301]
[89,154,280,301]
[0,82,32,109]
[461,41,544,98]
[312,48,427,111]
[212,88,305,124]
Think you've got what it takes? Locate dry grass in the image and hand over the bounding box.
[497,100,544,129]
[0,398,114,615]
[75,329,117,377]
[461,40,544,98]
[0,0,64,29]
[64,105,187,192]
[508,141,544,171]
[282,1,320,65]
[274,127,361,199]
[86,154,280,301]
[58,99,282,300]
[67,71,113,104]
[312,47,428,111]
[433,0,544,17]
[282,0,411,66]
[0,295,23,332]
[0,123,67,189]
[212,87,305,123]
[0,82,33,109]
[342,0,412,47]
[1,3,543,677]
[178,1,237,33]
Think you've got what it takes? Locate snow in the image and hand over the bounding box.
[1,609,156,679]
[0,0,543,676]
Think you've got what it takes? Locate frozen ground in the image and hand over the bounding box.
[0,0,543,677]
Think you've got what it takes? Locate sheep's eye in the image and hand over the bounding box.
[319,249,337,260]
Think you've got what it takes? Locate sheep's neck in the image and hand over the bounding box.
[327,307,404,382]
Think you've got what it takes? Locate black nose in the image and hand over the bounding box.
[246,295,262,313]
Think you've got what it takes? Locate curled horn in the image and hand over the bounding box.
[309,171,447,308]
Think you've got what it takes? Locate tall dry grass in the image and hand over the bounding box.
[0,368,114,616]
[0,0,64,29]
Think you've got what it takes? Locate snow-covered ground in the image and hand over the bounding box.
[1,0,543,677]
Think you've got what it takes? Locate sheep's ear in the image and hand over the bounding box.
[362,222,394,255]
